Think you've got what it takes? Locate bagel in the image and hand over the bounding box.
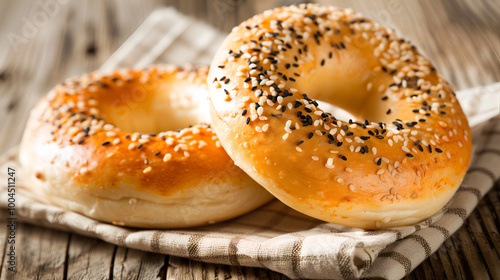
[20,65,274,228]
[208,4,472,229]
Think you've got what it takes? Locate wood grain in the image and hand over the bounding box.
[0,0,498,279]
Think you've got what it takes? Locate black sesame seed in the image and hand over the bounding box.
[102,141,110,146]
[406,153,414,158]
[271,113,282,117]
[321,59,325,66]
[382,96,388,101]
[360,136,370,140]
[137,144,143,149]
[381,66,388,72]
[297,140,304,146]
[246,117,250,125]
[295,101,302,108]
[377,158,382,165]
[339,155,347,161]
[435,148,443,153]
[286,63,291,69]
[218,65,225,68]
[386,108,391,115]
[308,132,314,139]
[242,109,247,116]
[346,132,354,136]
[78,139,85,145]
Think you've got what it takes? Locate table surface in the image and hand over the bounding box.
[0,0,499,279]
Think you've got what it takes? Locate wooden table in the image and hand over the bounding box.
[0,0,498,279]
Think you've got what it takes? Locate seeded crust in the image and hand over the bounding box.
[20,65,274,228]
[208,4,472,229]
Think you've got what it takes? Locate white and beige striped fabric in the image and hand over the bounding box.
[1,8,499,279]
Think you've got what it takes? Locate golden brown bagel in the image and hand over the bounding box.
[20,65,274,228]
[208,4,472,229]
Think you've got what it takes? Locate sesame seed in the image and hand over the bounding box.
[377,169,385,175]
[311,156,319,161]
[348,184,355,191]
[143,166,152,173]
[345,167,353,173]
[326,158,334,168]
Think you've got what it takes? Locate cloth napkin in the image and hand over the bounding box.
[1,8,499,279]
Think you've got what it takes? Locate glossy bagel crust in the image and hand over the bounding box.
[208,4,472,229]
[20,65,274,228]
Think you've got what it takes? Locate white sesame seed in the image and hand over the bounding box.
[80,167,88,174]
[163,153,172,162]
[377,169,385,175]
[312,156,319,161]
[128,143,136,150]
[216,141,221,148]
[348,184,355,192]
[372,147,377,155]
[345,167,353,173]
[326,158,334,168]
[296,147,303,152]
[143,166,152,173]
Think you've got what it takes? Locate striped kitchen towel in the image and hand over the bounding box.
[1,8,499,279]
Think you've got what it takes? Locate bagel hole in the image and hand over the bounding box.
[99,81,212,134]
[316,100,357,123]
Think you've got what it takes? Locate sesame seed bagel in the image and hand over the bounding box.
[208,4,472,229]
[20,65,274,228]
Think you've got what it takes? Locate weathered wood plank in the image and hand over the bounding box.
[0,223,69,280]
[66,234,115,280]
[113,247,167,280]
[0,220,9,279]
[166,256,288,280]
